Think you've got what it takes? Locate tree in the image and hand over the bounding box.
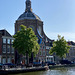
[13,25,40,65]
[49,35,70,58]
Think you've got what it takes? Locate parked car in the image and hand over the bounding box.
[45,61,56,66]
[60,60,72,64]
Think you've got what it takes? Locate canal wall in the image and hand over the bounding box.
[49,64,75,69]
[0,67,48,75]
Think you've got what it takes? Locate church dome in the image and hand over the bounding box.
[17,0,41,21]
[17,11,41,21]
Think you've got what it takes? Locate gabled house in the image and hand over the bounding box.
[0,29,15,64]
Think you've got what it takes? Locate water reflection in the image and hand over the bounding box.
[10,67,75,75]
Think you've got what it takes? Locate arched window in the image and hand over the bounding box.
[29,25,34,31]
[38,26,42,35]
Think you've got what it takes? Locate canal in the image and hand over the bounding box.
[10,67,75,75]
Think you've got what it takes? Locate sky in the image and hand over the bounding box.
[0,0,75,42]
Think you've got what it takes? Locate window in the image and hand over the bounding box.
[43,46,45,49]
[40,51,42,56]
[7,57,11,63]
[51,58,53,62]
[3,38,6,43]
[7,45,10,53]
[29,25,34,31]
[2,57,6,64]
[42,41,44,44]
[43,50,45,56]
[40,46,42,49]
[40,52,41,56]
[11,40,14,44]
[11,56,14,60]
[0,56,1,63]
[46,50,49,56]
[38,26,42,35]
[11,47,14,53]
[3,45,6,53]
[7,39,10,44]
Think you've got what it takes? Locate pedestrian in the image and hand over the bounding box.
[42,61,44,67]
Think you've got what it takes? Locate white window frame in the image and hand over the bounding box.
[11,39,14,44]
[11,47,14,53]
[2,57,6,64]
[3,45,6,53]
[3,38,6,44]
[7,57,11,63]
[7,39,10,44]
[7,45,10,53]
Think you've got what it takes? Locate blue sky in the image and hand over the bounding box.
[0,0,75,41]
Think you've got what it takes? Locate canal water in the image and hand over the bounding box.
[10,67,75,75]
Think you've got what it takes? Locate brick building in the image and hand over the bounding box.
[54,41,75,63]
[0,30,15,64]
[66,41,75,62]
[15,0,54,63]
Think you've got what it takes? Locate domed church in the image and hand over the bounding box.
[15,0,54,63]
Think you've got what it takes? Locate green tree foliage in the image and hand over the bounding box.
[13,25,40,64]
[49,35,70,58]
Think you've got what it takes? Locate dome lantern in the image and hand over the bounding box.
[17,0,41,21]
[25,0,32,12]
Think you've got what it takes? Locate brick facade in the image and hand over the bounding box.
[0,30,15,64]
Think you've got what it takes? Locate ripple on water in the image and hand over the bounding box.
[10,67,75,75]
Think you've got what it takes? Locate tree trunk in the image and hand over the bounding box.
[26,52,29,67]
[61,57,63,60]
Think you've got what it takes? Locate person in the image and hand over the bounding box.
[42,61,44,67]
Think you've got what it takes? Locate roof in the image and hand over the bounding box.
[0,29,12,37]
[17,11,41,21]
[67,41,75,45]
[17,0,41,21]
